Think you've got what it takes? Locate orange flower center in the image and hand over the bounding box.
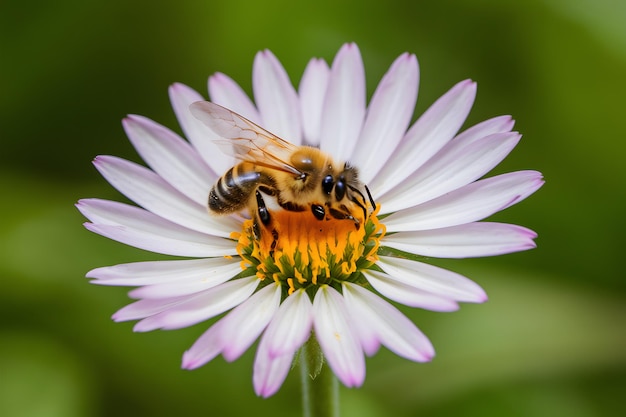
[232,206,385,294]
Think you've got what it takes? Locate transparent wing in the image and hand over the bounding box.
[190,101,302,175]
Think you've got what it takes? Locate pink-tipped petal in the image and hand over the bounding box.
[299,58,330,146]
[253,50,302,145]
[132,277,259,332]
[208,72,261,123]
[375,255,487,303]
[382,222,538,258]
[319,43,366,162]
[123,114,216,206]
[220,283,282,362]
[453,115,515,144]
[263,289,313,358]
[169,83,236,175]
[112,295,189,322]
[369,80,476,197]
[93,155,238,237]
[379,132,521,214]
[351,53,419,183]
[362,269,460,312]
[182,320,225,370]
[340,287,381,356]
[312,285,365,387]
[253,336,294,398]
[384,170,544,232]
[77,199,236,257]
[87,257,239,286]
[343,283,434,362]
[127,262,241,299]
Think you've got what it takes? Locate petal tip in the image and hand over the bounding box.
[400,52,418,65]
[254,385,275,398]
[169,82,187,93]
[456,78,477,93]
[181,352,201,370]
[338,42,361,57]
[208,72,227,86]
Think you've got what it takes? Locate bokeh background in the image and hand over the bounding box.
[1,0,625,416]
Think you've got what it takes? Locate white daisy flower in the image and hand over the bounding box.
[78,43,543,397]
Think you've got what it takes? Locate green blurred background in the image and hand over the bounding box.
[1,0,624,416]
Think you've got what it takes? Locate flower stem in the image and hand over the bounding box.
[300,336,339,417]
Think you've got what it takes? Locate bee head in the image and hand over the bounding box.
[321,166,353,202]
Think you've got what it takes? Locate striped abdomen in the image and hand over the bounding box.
[209,162,270,214]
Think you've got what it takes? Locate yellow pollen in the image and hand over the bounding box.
[294,269,306,284]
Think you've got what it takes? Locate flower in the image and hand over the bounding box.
[78,43,543,397]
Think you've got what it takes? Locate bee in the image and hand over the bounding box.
[190,101,375,236]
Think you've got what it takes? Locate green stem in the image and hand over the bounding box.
[300,336,339,417]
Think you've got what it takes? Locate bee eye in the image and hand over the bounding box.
[335,177,346,201]
[322,175,334,195]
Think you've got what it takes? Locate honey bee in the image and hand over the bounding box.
[189,101,375,236]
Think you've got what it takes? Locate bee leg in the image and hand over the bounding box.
[328,206,361,230]
[252,220,261,240]
[256,190,271,225]
[311,204,325,220]
[269,229,279,257]
[258,185,276,197]
[252,190,270,241]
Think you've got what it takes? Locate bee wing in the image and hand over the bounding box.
[190,101,302,175]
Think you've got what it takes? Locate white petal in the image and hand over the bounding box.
[382,222,538,258]
[220,283,282,361]
[112,295,190,322]
[362,269,460,312]
[383,170,544,232]
[369,80,476,197]
[378,132,521,214]
[77,199,236,257]
[93,156,238,237]
[263,289,313,358]
[123,114,216,206]
[375,255,487,302]
[133,277,259,331]
[208,72,261,123]
[342,283,434,362]
[169,83,236,175]
[339,286,381,357]
[184,285,281,369]
[87,257,239,286]
[299,58,330,146]
[351,53,419,183]
[127,262,242,299]
[453,115,515,145]
[253,335,294,398]
[182,320,225,369]
[312,285,365,388]
[319,43,366,162]
[253,49,302,145]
